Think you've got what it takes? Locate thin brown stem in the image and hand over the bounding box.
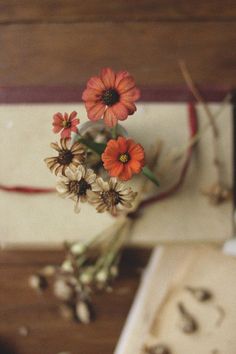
[179,60,218,137]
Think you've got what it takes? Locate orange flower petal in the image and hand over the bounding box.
[117,136,128,154]
[88,103,106,121]
[121,87,141,101]
[82,88,102,101]
[69,111,77,120]
[128,143,145,162]
[128,159,143,174]
[87,76,105,91]
[112,102,128,121]
[115,71,130,87]
[71,119,80,127]
[120,98,136,114]
[109,162,124,177]
[104,108,118,127]
[117,76,136,94]
[53,113,64,124]
[52,125,62,133]
[61,128,72,138]
[101,67,116,88]
[120,164,132,181]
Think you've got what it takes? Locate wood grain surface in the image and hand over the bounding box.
[0,22,236,87]
[0,248,150,354]
[0,0,235,23]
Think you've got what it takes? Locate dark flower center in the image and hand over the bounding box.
[102,190,120,206]
[58,150,73,165]
[119,153,130,164]
[70,178,91,197]
[63,120,71,128]
[102,89,120,106]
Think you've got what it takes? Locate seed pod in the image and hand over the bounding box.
[61,260,73,273]
[70,242,87,256]
[95,270,108,285]
[177,302,198,334]
[80,270,93,285]
[75,300,92,324]
[185,286,212,302]
[145,344,171,354]
[54,279,74,301]
[28,274,47,291]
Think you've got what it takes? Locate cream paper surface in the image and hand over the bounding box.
[115,246,236,354]
[0,103,233,247]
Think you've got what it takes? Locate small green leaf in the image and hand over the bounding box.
[142,166,160,187]
[78,138,106,155]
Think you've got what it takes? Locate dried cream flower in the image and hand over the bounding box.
[87,177,137,216]
[56,165,97,212]
[44,138,86,176]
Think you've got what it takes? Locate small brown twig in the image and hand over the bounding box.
[179,60,221,183]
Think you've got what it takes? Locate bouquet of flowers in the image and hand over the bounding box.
[29,65,231,324]
[29,68,160,323]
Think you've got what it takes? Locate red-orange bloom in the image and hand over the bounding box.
[52,111,80,139]
[82,67,140,128]
[102,136,145,181]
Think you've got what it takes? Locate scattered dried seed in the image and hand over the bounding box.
[144,344,171,354]
[185,286,212,302]
[28,274,47,291]
[18,326,29,337]
[177,302,198,334]
[76,300,91,324]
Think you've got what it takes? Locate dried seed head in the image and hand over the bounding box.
[70,242,87,256]
[54,279,74,301]
[61,260,73,273]
[95,270,108,284]
[28,274,47,291]
[177,302,198,334]
[80,270,94,285]
[185,286,212,302]
[76,300,91,324]
[144,344,171,354]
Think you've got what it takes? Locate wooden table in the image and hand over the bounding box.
[0,248,150,354]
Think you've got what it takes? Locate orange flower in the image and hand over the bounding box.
[82,67,140,128]
[102,136,145,181]
[52,111,80,139]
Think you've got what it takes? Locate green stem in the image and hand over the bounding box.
[111,125,117,139]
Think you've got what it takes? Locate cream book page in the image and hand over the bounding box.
[116,246,236,354]
[0,102,233,247]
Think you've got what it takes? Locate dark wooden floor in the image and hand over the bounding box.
[0,1,235,353]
